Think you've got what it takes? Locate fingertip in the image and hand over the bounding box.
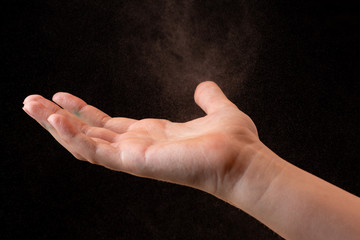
[47,113,70,135]
[48,113,77,136]
[52,92,68,102]
[23,101,43,117]
[22,105,31,116]
[23,94,43,104]
[194,81,234,114]
[52,92,87,112]
[47,113,62,126]
[195,81,217,92]
[194,81,219,100]
[197,80,217,88]
[52,92,72,109]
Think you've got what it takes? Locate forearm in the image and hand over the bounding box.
[220,141,360,240]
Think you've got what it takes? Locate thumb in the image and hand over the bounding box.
[194,81,235,115]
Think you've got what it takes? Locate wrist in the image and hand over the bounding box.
[217,138,360,240]
[216,137,288,213]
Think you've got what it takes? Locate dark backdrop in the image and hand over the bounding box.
[2,0,359,239]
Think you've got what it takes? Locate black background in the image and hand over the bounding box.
[2,0,359,239]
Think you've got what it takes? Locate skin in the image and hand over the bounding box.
[23,81,360,239]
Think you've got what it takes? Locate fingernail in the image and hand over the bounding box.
[22,105,31,116]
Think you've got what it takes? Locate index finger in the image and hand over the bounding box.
[52,92,110,126]
[52,92,137,133]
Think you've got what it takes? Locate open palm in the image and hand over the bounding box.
[23,81,259,195]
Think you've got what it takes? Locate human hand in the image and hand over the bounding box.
[23,81,360,239]
[23,81,260,196]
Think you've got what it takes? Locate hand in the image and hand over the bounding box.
[23,81,360,239]
[23,81,259,196]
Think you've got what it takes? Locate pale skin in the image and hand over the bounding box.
[23,81,360,239]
